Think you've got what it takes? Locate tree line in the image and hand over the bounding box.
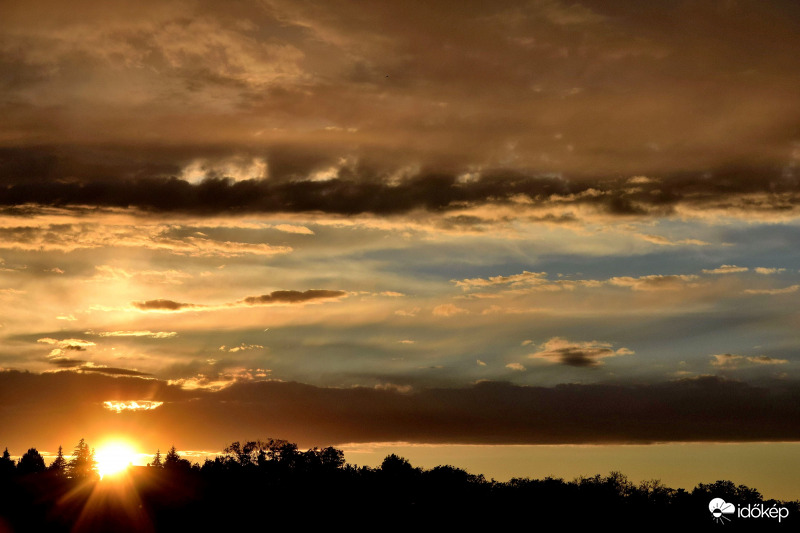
[1,437,798,530]
[0,438,95,480]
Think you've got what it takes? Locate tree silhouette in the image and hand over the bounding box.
[150,449,162,468]
[67,438,98,480]
[49,445,67,476]
[380,454,416,476]
[0,448,15,478]
[319,446,345,470]
[163,445,191,471]
[0,435,798,531]
[223,441,259,467]
[17,448,45,475]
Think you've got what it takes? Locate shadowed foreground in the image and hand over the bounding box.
[1,439,798,531]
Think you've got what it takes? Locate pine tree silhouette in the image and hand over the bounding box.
[67,438,98,480]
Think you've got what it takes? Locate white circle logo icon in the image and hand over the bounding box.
[709,498,736,524]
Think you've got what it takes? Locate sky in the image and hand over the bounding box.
[1,0,799,498]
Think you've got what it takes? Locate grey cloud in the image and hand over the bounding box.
[132,299,198,311]
[76,366,152,377]
[44,358,151,375]
[241,290,347,305]
[711,354,789,369]
[46,357,86,368]
[62,344,86,351]
[131,290,347,312]
[530,337,632,367]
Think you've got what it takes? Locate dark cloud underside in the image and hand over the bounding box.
[0,371,797,450]
[76,366,152,377]
[0,160,798,216]
[132,290,346,312]
[46,357,86,368]
[132,299,197,311]
[242,290,347,305]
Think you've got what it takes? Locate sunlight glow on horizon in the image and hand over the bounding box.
[96,441,138,479]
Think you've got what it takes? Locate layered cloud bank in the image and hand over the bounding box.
[2,154,800,221]
[1,1,799,454]
[2,371,798,451]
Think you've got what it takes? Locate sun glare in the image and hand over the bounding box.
[96,442,137,479]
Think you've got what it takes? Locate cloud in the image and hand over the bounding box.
[0,221,292,256]
[37,338,95,348]
[75,365,152,377]
[1,371,799,450]
[637,234,710,246]
[4,154,800,223]
[710,354,789,369]
[38,338,96,358]
[95,330,178,338]
[745,355,789,365]
[271,224,314,235]
[128,289,348,313]
[0,0,800,221]
[220,343,264,353]
[132,299,199,312]
[47,357,87,368]
[609,275,699,291]
[241,289,347,305]
[454,271,548,289]
[432,304,469,317]
[103,401,163,413]
[167,368,268,391]
[755,267,786,275]
[627,176,659,185]
[456,270,703,296]
[744,285,800,295]
[505,363,525,371]
[93,265,192,284]
[530,337,633,367]
[703,265,749,275]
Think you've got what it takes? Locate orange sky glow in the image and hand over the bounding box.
[1,0,799,500]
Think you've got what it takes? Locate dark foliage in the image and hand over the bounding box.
[16,449,45,476]
[0,437,797,531]
[66,439,98,481]
[48,446,67,477]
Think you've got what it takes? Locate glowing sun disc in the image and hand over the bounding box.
[96,442,137,479]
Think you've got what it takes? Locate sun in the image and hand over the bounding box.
[95,441,137,479]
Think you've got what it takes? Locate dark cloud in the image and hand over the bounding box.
[530,337,632,367]
[0,154,798,218]
[46,357,86,368]
[242,290,347,305]
[132,299,197,311]
[63,344,86,351]
[131,290,346,312]
[0,370,797,452]
[43,358,154,375]
[76,366,152,377]
[2,1,800,181]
